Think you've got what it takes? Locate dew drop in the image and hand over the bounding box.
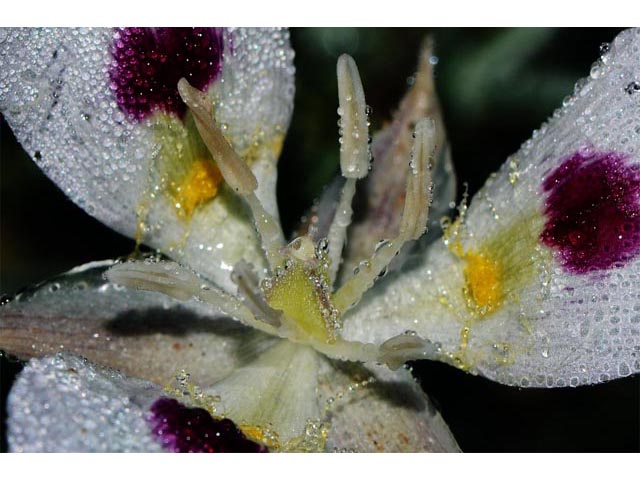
[374,239,390,252]
[618,362,631,377]
[624,81,640,95]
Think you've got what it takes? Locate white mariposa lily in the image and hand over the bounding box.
[0,27,639,452]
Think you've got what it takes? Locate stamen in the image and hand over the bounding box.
[232,260,282,328]
[377,332,441,370]
[326,178,356,285]
[306,332,439,371]
[106,258,204,301]
[244,194,287,269]
[332,118,435,313]
[177,78,285,270]
[177,78,256,194]
[399,118,435,240]
[308,337,379,364]
[106,260,280,336]
[326,55,372,284]
[336,54,371,179]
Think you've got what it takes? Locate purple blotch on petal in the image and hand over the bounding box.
[540,149,640,274]
[109,27,223,121]
[148,397,268,453]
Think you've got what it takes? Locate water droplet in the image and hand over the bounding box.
[589,60,603,79]
[21,68,37,81]
[618,362,630,376]
[599,42,610,56]
[574,77,589,96]
[624,81,640,95]
[374,239,390,252]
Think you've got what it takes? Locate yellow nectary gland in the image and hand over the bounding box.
[443,218,504,318]
[462,250,503,316]
[263,257,338,343]
[172,159,223,218]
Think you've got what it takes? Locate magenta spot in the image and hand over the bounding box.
[109,28,223,121]
[149,397,268,453]
[540,150,640,274]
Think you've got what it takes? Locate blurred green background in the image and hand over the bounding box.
[1,28,638,452]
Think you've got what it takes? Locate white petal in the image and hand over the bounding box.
[0,260,273,386]
[7,353,163,452]
[202,339,459,452]
[0,28,295,291]
[205,340,320,445]
[342,28,640,387]
[318,360,460,452]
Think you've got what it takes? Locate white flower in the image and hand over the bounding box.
[1,27,639,452]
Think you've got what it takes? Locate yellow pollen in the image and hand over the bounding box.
[172,159,223,218]
[463,250,503,316]
[240,424,281,450]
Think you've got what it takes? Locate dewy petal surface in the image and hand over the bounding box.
[6,352,459,452]
[318,359,460,452]
[193,341,459,452]
[0,28,295,292]
[0,260,274,386]
[342,28,640,387]
[109,28,224,121]
[7,353,164,452]
[205,340,321,446]
[148,397,268,453]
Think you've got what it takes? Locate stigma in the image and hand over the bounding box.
[262,237,340,342]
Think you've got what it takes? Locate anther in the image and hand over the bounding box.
[336,54,371,179]
[178,78,285,270]
[107,260,280,336]
[378,332,440,370]
[333,118,435,313]
[177,78,257,195]
[326,55,372,285]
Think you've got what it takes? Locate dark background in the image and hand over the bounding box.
[1,27,638,452]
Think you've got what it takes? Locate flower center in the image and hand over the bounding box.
[262,237,341,343]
